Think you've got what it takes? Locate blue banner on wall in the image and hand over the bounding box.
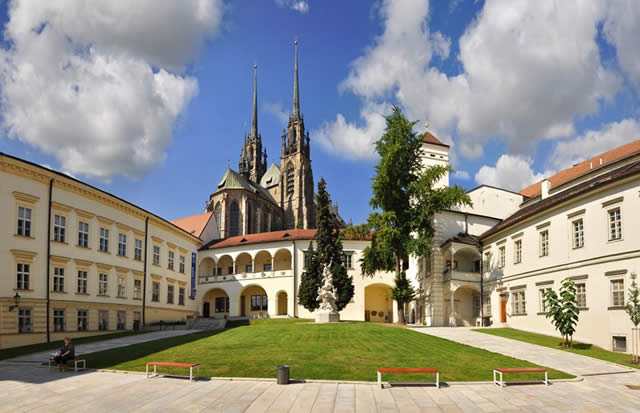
[190,252,196,299]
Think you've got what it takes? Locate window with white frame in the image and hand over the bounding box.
[133,279,142,299]
[514,240,522,264]
[117,311,126,330]
[499,246,505,268]
[53,309,65,332]
[53,267,64,292]
[572,219,584,248]
[98,273,108,295]
[134,239,142,261]
[179,287,185,305]
[99,227,110,252]
[118,233,127,256]
[18,308,32,333]
[17,263,30,290]
[167,285,175,304]
[342,252,353,268]
[539,287,552,312]
[608,207,622,240]
[512,290,526,315]
[539,230,549,257]
[472,295,481,317]
[611,279,624,307]
[576,283,587,308]
[117,276,126,298]
[484,252,491,270]
[153,245,160,265]
[77,310,88,331]
[152,282,160,302]
[179,255,185,273]
[98,310,109,331]
[78,221,89,248]
[54,214,66,242]
[17,206,32,237]
[168,251,174,270]
[77,270,88,294]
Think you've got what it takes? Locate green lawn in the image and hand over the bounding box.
[0,330,150,361]
[79,319,572,382]
[473,328,639,370]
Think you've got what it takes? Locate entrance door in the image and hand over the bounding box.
[500,300,507,323]
[203,302,210,318]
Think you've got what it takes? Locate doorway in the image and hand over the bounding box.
[500,299,507,323]
[203,302,210,318]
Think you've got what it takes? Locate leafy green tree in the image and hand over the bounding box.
[296,217,304,229]
[298,178,354,312]
[625,272,640,363]
[391,272,415,320]
[544,279,580,348]
[350,106,471,323]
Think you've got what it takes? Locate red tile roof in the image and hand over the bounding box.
[202,228,373,250]
[423,131,449,148]
[171,211,213,238]
[520,140,640,198]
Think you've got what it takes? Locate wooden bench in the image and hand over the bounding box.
[47,358,86,372]
[377,368,439,388]
[146,361,200,382]
[493,368,548,387]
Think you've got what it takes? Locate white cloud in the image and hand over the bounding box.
[603,1,640,92]
[264,102,289,124]
[0,0,225,181]
[548,119,640,171]
[475,155,553,192]
[452,170,470,180]
[276,0,309,14]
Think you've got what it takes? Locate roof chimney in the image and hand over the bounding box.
[541,180,551,199]
[600,157,603,166]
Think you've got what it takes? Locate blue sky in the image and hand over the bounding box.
[0,0,639,226]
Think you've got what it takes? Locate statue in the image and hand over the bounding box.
[315,263,340,323]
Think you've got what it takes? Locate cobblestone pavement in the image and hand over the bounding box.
[0,363,639,412]
[411,327,634,376]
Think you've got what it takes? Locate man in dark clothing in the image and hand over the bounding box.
[54,337,75,371]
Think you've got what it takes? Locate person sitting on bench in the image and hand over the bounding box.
[54,337,75,372]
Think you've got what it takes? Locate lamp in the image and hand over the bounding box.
[9,292,21,311]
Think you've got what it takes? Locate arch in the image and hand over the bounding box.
[236,252,252,273]
[364,283,393,323]
[229,201,240,237]
[276,290,288,316]
[451,286,481,327]
[217,254,233,275]
[254,250,272,272]
[239,285,268,317]
[198,256,216,278]
[273,248,292,271]
[202,288,230,318]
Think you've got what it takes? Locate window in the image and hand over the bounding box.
[247,203,254,234]
[117,311,126,330]
[179,255,185,273]
[17,263,30,290]
[286,166,294,196]
[342,252,353,269]
[98,310,109,331]
[214,203,222,235]
[512,290,526,315]
[134,239,142,261]
[118,233,127,256]
[117,276,126,298]
[498,246,505,268]
[539,230,549,257]
[18,308,32,333]
[472,295,481,317]
[99,227,110,252]
[78,221,89,248]
[484,252,491,270]
[245,264,253,273]
[514,240,522,264]
[134,279,142,299]
[98,273,108,295]
[152,282,160,302]
[153,245,160,265]
[539,288,552,312]
[53,267,64,292]
[53,309,65,332]
[77,310,88,331]
[17,206,32,237]
[608,207,622,240]
[229,202,240,237]
[613,336,627,352]
[264,263,272,271]
[54,215,66,242]
[168,251,174,270]
[483,295,491,316]
[77,270,88,294]
[576,283,587,308]
[251,295,267,311]
[215,297,230,313]
[572,219,584,248]
[167,285,174,304]
[611,279,624,307]
[179,287,185,305]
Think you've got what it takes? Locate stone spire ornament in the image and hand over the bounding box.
[251,64,258,138]
[292,40,300,117]
[315,262,340,323]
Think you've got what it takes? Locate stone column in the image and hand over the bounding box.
[271,256,275,273]
[232,259,236,275]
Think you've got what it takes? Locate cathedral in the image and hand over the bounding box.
[205,41,316,238]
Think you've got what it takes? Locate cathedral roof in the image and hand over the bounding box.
[216,168,278,205]
[259,163,281,188]
[170,211,213,238]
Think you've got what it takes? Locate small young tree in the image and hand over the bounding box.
[391,272,415,322]
[544,279,580,348]
[298,242,322,311]
[625,272,640,363]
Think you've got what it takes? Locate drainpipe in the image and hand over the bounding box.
[292,240,298,317]
[480,241,484,326]
[142,217,149,325]
[45,178,53,343]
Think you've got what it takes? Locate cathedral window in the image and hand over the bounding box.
[247,203,254,234]
[229,202,240,237]
[214,203,222,236]
[286,164,294,196]
[262,212,268,233]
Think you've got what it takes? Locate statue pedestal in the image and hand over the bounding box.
[315,310,340,323]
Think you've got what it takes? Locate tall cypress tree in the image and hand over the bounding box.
[298,242,322,311]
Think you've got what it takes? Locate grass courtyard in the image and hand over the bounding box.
[78,319,572,382]
[474,328,640,370]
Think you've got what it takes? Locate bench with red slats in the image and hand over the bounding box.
[377,367,439,388]
[146,361,200,382]
[493,367,548,387]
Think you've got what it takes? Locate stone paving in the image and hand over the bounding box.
[411,327,633,376]
[7,330,201,363]
[0,363,640,412]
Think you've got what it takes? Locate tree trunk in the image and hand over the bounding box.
[396,300,405,324]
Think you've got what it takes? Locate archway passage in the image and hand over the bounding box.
[277,291,288,316]
[452,286,481,327]
[364,284,393,323]
[240,285,268,317]
[202,288,230,318]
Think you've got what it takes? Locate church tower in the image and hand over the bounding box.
[280,41,315,229]
[239,64,267,183]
